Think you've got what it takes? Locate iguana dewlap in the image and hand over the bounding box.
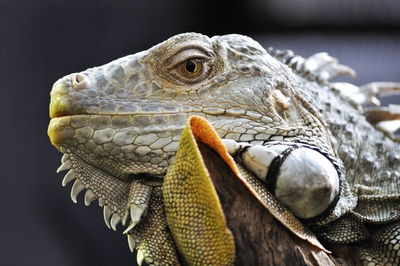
[48,33,400,265]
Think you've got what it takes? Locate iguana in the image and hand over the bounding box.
[48,33,400,265]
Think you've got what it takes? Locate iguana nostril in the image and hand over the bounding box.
[74,73,85,83]
[71,73,88,90]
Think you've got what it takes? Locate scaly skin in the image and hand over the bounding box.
[48,33,335,179]
[48,33,400,265]
[162,116,235,265]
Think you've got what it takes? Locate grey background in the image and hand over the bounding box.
[1,0,399,265]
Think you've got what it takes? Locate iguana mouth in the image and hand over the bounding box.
[49,76,74,119]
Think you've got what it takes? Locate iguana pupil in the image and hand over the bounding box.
[185,60,196,73]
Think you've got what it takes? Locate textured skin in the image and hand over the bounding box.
[127,186,179,265]
[163,117,235,265]
[181,116,329,253]
[48,33,400,265]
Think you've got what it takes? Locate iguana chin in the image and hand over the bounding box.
[48,33,400,265]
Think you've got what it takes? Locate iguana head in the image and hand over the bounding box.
[49,33,334,181]
[47,32,400,264]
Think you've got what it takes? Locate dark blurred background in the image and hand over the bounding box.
[1,0,399,265]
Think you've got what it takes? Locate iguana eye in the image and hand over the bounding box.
[184,60,197,73]
[167,48,212,84]
[177,59,203,77]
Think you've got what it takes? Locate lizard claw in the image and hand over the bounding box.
[127,235,136,252]
[123,204,147,234]
[137,249,145,266]
[122,181,152,234]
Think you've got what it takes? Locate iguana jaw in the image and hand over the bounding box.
[47,113,179,179]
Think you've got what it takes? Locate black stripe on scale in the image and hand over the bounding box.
[234,143,251,160]
[264,144,300,196]
[294,143,343,225]
[263,141,343,225]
